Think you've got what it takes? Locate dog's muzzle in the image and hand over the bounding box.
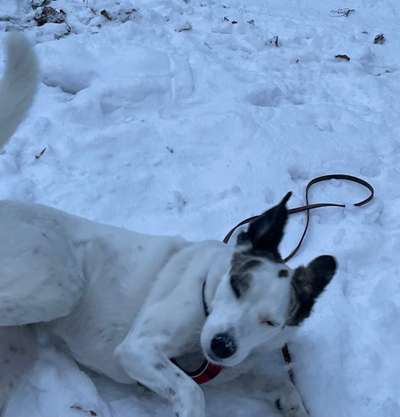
[210,333,237,359]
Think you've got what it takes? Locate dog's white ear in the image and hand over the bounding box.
[238,192,291,259]
[286,255,337,326]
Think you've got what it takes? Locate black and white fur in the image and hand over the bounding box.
[0,34,337,417]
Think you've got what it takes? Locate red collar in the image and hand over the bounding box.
[171,357,223,384]
[186,359,223,384]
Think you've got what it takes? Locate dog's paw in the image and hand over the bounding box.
[274,386,310,417]
[275,397,309,417]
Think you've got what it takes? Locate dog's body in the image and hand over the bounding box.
[0,34,337,417]
[1,198,222,382]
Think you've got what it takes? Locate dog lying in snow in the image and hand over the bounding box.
[0,34,337,417]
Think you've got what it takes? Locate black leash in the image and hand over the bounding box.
[222,174,375,384]
[223,174,374,262]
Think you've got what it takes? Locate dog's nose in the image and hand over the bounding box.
[210,333,237,359]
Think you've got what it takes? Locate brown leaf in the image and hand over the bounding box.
[35,147,47,160]
[335,54,350,62]
[100,9,112,21]
[374,33,385,45]
[70,405,98,416]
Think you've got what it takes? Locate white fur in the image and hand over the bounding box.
[0,34,309,417]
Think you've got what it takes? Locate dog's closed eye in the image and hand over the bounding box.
[259,318,278,327]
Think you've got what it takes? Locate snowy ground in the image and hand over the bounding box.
[0,0,400,416]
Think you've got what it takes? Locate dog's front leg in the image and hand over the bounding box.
[115,337,205,417]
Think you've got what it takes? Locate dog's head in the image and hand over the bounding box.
[201,193,337,366]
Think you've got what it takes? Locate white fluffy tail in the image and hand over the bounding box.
[0,32,39,150]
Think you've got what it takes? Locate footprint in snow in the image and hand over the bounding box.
[246,86,305,107]
[246,87,283,107]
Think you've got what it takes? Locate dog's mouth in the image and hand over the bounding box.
[203,349,242,367]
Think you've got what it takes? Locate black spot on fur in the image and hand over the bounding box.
[238,258,262,272]
[229,253,262,298]
[287,255,337,326]
[230,272,252,298]
[278,269,289,278]
[275,399,282,411]
[8,344,18,353]
[154,363,166,370]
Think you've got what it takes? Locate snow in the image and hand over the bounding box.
[4,348,113,417]
[1,0,399,416]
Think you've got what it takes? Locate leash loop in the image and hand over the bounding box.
[283,174,374,262]
[223,174,374,262]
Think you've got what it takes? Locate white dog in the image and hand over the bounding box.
[0,34,337,417]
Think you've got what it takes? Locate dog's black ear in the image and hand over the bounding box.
[286,255,337,326]
[238,192,291,259]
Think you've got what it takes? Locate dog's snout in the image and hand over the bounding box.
[210,333,237,359]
